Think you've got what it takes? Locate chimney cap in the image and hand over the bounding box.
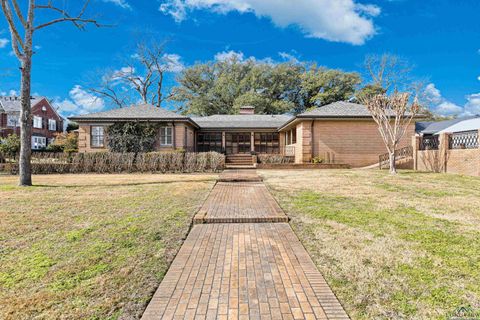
[239,105,256,115]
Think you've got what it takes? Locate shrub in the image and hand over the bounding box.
[1,151,225,175]
[0,134,20,159]
[46,132,78,153]
[107,122,158,153]
[257,154,293,164]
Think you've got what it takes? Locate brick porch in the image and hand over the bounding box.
[142,170,349,320]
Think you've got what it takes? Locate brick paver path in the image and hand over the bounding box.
[143,170,349,320]
[193,182,288,224]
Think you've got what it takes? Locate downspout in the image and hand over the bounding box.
[311,120,315,161]
[172,122,176,150]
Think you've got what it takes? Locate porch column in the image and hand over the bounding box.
[412,135,420,171]
[251,132,255,152]
[439,132,449,173]
[222,132,226,152]
[296,121,313,163]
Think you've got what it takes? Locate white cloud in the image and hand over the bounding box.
[159,0,380,45]
[162,53,185,72]
[278,51,299,63]
[0,38,9,48]
[55,85,105,115]
[424,83,443,104]
[70,85,105,112]
[425,83,480,116]
[435,101,463,116]
[214,50,245,62]
[56,99,80,113]
[102,0,131,10]
[464,93,480,116]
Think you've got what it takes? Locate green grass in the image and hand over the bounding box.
[0,174,216,320]
[261,169,480,320]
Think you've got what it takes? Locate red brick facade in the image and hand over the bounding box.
[0,97,64,148]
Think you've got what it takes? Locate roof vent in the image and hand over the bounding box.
[239,105,255,115]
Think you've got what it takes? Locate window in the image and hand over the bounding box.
[91,126,105,148]
[33,116,42,129]
[160,126,173,146]
[31,136,46,150]
[254,132,280,154]
[7,114,19,127]
[197,132,222,152]
[48,119,56,131]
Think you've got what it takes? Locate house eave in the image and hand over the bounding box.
[69,117,200,129]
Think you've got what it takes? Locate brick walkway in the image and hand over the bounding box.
[193,182,288,224]
[142,170,349,320]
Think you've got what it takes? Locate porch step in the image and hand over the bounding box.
[225,165,257,169]
[225,154,255,166]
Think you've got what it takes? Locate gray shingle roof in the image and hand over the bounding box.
[192,114,293,129]
[299,101,374,118]
[70,104,189,121]
[0,96,43,113]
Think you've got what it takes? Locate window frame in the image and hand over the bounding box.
[33,116,43,129]
[160,126,173,146]
[31,136,46,150]
[48,119,57,131]
[6,114,19,127]
[91,126,105,148]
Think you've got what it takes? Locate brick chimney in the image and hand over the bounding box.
[239,106,255,115]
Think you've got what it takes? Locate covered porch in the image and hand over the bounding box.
[196,130,283,155]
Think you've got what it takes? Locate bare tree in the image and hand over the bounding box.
[1,0,101,186]
[89,40,178,108]
[364,54,414,92]
[361,92,420,174]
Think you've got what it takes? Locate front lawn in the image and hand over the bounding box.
[0,174,216,320]
[260,169,480,320]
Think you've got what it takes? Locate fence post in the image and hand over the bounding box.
[439,132,449,173]
[412,135,420,171]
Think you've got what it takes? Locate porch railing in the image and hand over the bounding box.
[283,144,296,157]
[379,146,413,169]
[449,130,479,149]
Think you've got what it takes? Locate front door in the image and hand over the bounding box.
[225,132,251,155]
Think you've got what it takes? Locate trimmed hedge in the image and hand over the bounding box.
[2,152,225,174]
[257,154,293,164]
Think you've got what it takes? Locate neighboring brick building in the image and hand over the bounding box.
[69,102,419,168]
[0,96,64,149]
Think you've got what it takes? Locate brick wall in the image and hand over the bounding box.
[311,120,415,167]
[78,122,196,153]
[446,149,480,176]
[31,98,64,141]
[414,131,480,176]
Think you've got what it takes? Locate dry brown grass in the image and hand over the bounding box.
[260,169,480,320]
[0,174,216,320]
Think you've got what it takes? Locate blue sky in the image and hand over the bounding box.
[0,0,479,117]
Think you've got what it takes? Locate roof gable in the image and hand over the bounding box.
[0,96,44,113]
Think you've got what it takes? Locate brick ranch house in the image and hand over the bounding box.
[69,102,416,167]
[0,96,64,149]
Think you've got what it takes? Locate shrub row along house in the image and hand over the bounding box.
[0,96,64,149]
[69,102,416,167]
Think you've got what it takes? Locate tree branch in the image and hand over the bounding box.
[34,0,102,31]
[0,0,25,58]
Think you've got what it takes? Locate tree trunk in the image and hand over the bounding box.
[389,151,397,175]
[19,55,33,186]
